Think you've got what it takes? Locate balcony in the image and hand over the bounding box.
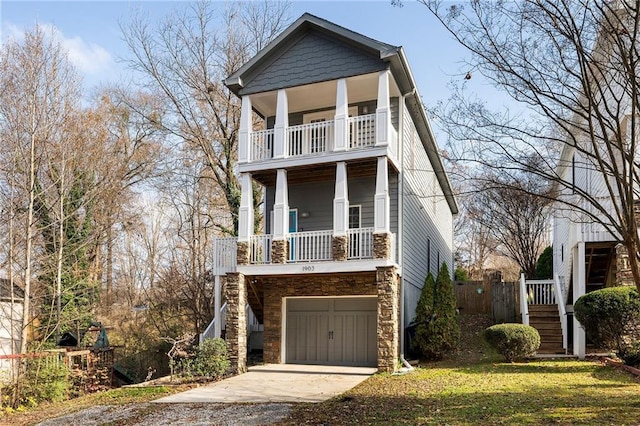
[213,228,395,274]
[248,114,394,162]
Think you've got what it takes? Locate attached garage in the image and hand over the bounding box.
[285,297,377,366]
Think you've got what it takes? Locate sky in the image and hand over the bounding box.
[0,0,510,139]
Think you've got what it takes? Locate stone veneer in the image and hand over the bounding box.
[236,241,250,266]
[373,232,392,260]
[615,243,635,287]
[225,272,247,374]
[259,269,399,373]
[271,239,288,264]
[332,235,348,261]
[376,266,399,372]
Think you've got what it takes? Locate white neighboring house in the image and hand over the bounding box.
[0,279,23,382]
[202,13,458,374]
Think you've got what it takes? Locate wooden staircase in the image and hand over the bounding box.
[247,279,264,324]
[528,304,564,354]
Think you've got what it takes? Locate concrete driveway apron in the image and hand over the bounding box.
[153,364,376,403]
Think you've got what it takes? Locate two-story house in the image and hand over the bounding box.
[207,13,457,374]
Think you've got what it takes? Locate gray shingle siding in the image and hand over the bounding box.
[240,31,387,96]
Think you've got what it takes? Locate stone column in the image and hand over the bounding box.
[377,266,399,372]
[271,239,289,264]
[237,241,250,266]
[332,235,348,261]
[373,232,392,260]
[615,243,635,287]
[225,272,247,374]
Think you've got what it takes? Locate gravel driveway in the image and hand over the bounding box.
[36,402,292,425]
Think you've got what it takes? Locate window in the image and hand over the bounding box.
[348,205,361,229]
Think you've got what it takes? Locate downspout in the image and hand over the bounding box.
[397,91,414,373]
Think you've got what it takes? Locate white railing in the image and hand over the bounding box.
[214,237,237,275]
[519,274,529,325]
[526,279,556,305]
[553,274,568,351]
[249,234,272,264]
[289,230,333,262]
[348,114,376,149]
[288,121,334,157]
[200,302,227,345]
[251,129,274,161]
[347,227,374,259]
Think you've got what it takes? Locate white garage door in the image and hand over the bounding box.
[285,297,377,366]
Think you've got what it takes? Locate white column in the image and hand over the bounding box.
[273,169,289,240]
[214,275,222,338]
[238,173,254,242]
[573,241,586,359]
[238,96,252,163]
[374,156,390,233]
[333,162,349,236]
[334,79,349,152]
[273,89,289,159]
[376,70,391,147]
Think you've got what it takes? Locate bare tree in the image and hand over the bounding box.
[423,0,640,292]
[120,1,291,236]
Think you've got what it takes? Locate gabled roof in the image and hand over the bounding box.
[225,13,458,214]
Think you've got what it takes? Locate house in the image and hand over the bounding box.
[207,13,457,373]
[0,279,23,382]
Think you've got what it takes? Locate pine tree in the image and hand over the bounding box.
[412,263,460,360]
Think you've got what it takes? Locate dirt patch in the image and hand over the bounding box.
[35,402,292,426]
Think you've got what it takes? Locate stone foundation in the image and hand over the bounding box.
[261,273,378,364]
[376,266,399,372]
[271,239,288,264]
[225,272,247,374]
[332,235,348,261]
[373,232,392,260]
[236,241,250,266]
[615,243,635,287]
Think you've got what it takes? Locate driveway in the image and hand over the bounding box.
[154,363,377,404]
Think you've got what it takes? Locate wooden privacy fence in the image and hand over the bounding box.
[454,277,520,323]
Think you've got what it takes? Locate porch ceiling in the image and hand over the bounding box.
[250,73,401,118]
[252,159,378,187]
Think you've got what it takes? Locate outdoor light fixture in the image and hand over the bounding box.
[301,211,310,218]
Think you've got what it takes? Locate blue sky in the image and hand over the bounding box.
[0,0,512,135]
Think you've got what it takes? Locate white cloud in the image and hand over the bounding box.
[1,21,113,76]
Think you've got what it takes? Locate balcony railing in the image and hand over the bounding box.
[289,230,333,262]
[214,237,237,274]
[288,121,334,157]
[249,234,272,265]
[348,114,376,149]
[247,114,396,162]
[347,227,374,259]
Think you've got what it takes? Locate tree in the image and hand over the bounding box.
[467,167,553,278]
[120,1,291,236]
[536,246,553,279]
[412,263,460,360]
[422,1,640,293]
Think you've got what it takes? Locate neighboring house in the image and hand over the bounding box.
[0,279,23,382]
[206,13,457,373]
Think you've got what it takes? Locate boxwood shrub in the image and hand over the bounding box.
[484,323,540,362]
[574,286,640,366]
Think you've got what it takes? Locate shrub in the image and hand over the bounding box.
[484,323,540,362]
[412,263,460,360]
[194,338,229,379]
[574,286,640,366]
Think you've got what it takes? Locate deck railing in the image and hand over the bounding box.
[525,279,556,305]
[553,274,568,350]
[251,129,274,161]
[348,114,376,149]
[249,234,273,264]
[214,237,237,274]
[289,230,333,262]
[288,121,334,157]
[347,227,374,259]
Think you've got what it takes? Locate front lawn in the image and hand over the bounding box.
[281,359,640,425]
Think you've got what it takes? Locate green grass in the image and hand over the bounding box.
[281,359,640,425]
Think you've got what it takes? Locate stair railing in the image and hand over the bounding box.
[553,273,568,351]
[519,273,529,325]
[200,302,227,345]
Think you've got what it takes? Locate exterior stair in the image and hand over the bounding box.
[528,304,564,354]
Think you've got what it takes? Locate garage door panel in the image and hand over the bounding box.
[286,297,377,366]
